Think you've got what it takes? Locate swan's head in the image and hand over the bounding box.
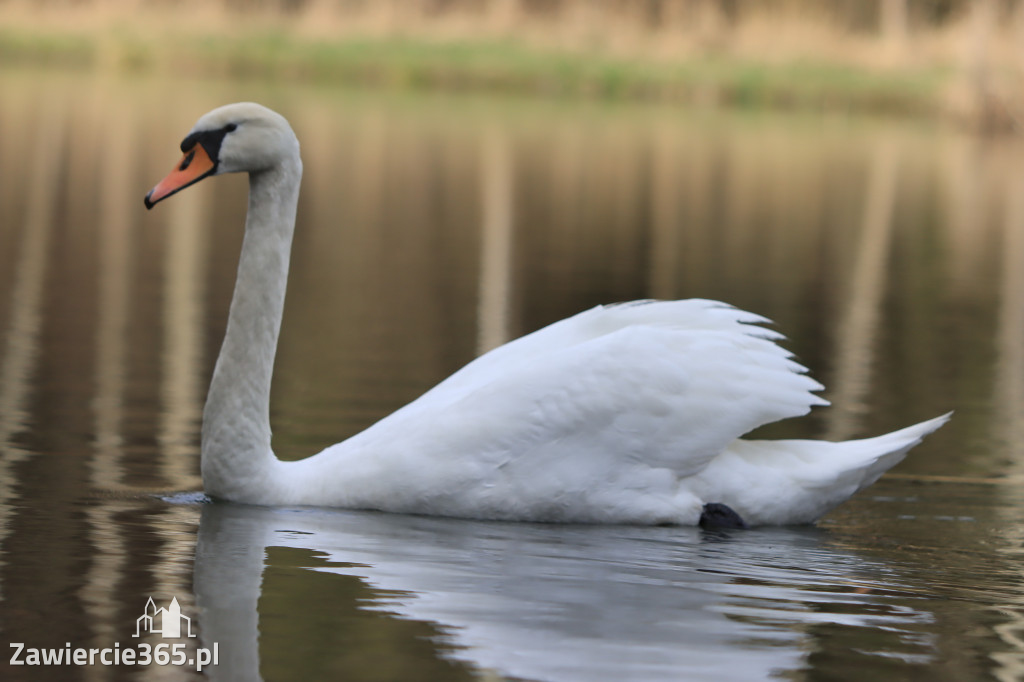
[144,102,299,209]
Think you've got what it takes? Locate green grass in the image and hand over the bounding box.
[0,28,94,67]
[0,27,952,115]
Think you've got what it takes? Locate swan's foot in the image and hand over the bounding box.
[699,502,748,530]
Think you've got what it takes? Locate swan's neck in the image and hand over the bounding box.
[201,157,302,500]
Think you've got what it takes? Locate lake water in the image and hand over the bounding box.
[1,67,1024,681]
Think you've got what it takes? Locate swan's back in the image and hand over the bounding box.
[420,299,826,426]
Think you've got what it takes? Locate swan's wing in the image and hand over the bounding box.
[420,300,795,402]
[395,300,827,478]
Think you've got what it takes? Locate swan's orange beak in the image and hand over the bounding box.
[144,143,216,209]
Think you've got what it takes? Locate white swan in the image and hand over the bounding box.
[145,102,949,527]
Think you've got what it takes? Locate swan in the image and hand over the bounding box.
[144,102,949,527]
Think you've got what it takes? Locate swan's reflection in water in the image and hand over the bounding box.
[194,503,934,682]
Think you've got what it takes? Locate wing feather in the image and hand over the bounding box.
[383,300,827,479]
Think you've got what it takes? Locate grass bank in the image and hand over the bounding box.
[0,27,952,115]
[0,2,1012,123]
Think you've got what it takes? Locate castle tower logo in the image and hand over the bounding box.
[132,597,196,639]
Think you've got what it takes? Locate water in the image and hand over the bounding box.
[1,67,1024,681]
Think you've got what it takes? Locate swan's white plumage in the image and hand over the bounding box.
[279,301,946,525]
[147,102,949,526]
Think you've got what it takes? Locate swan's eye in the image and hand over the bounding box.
[224,123,238,133]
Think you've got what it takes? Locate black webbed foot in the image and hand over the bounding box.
[699,502,748,530]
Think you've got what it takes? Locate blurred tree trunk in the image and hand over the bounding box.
[965,0,997,127]
[880,0,908,60]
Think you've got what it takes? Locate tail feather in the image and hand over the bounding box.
[840,412,952,486]
[696,413,951,526]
